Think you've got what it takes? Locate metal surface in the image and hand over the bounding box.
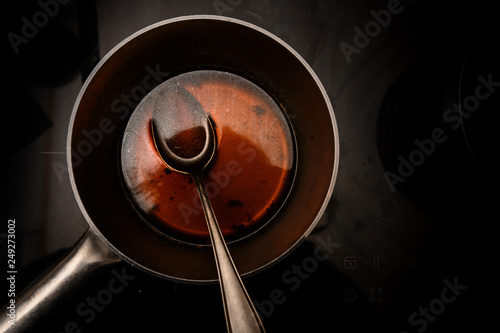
[0,229,120,333]
[193,173,265,332]
[150,81,264,332]
[151,83,215,173]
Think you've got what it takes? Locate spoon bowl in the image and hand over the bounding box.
[151,85,215,173]
[151,82,265,333]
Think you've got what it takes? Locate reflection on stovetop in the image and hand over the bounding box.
[3,0,498,332]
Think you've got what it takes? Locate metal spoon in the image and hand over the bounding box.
[150,83,266,333]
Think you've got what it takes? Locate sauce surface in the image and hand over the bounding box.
[121,70,295,243]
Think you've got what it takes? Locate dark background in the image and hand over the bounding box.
[2,0,498,332]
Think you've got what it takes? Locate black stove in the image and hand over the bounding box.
[3,0,498,332]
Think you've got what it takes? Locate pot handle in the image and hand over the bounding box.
[0,228,121,333]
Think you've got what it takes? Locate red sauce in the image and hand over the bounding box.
[165,125,207,159]
[121,70,295,244]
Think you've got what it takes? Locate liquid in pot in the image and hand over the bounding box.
[121,70,296,244]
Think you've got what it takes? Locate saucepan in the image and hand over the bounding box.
[0,15,339,332]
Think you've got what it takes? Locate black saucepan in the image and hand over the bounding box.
[0,15,339,332]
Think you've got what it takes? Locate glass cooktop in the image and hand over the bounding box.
[3,0,498,332]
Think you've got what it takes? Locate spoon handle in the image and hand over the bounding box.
[193,174,266,333]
